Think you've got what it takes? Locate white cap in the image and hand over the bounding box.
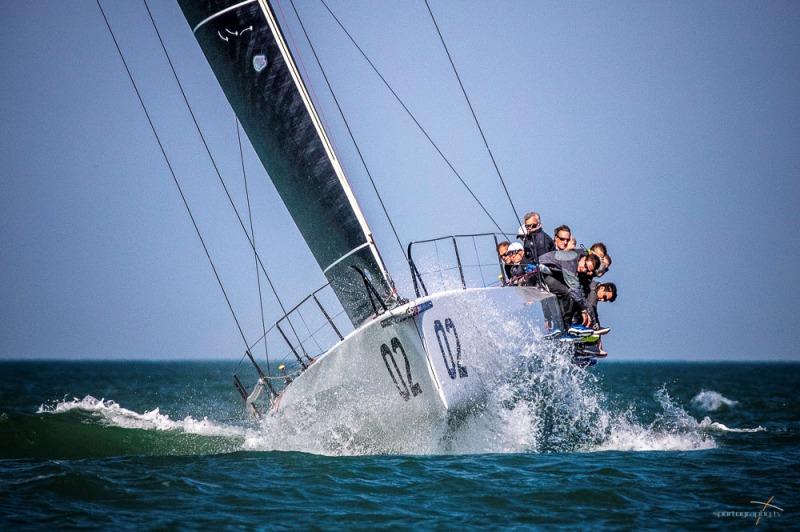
[507,242,524,253]
[517,225,526,237]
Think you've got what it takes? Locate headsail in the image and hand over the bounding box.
[178,0,393,327]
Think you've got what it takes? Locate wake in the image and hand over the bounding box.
[691,390,739,412]
[36,347,765,457]
[37,396,249,440]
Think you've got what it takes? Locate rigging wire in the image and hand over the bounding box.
[96,0,252,352]
[236,117,271,374]
[317,0,505,234]
[286,0,408,263]
[237,118,314,366]
[141,0,307,351]
[471,235,487,288]
[423,0,522,228]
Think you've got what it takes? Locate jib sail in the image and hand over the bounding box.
[178,0,393,327]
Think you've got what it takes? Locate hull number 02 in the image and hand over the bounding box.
[434,318,467,379]
[380,337,422,401]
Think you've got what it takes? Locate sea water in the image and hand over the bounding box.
[0,360,797,529]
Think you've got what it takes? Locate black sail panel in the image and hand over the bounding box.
[178,0,392,327]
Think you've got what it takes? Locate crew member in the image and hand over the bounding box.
[517,211,555,261]
[553,225,572,251]
[539,248,600,329]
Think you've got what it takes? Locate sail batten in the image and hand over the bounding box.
[179,0,393,326]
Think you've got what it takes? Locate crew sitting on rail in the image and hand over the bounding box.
[503,242,542,285]
[575,280,617,357]
[505,242,527,276]
[587,282,617,326]
[496,240,513,282]
[503,217,617,347]
[588,242,611,277]
[538,247,600,331]
[580,243,613,325]
[517,211,555,261]
[497,240,510,257]
[552,224,573,252]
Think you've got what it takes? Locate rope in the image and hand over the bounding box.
[142,0,306,352]
[236,118,271,373]
[317,0,505,234]
[424,0,521,228]
[96,0,252,352]
[288,0,407,262]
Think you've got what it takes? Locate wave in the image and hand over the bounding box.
[699,419,766,433]
[31,382,766,458]
[0,396,253,459]
[590,389,716,452]
[691,390,738,412]
[24,348,765,457]
[38,396,247,439]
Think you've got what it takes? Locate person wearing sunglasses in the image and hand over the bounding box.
[517,211,555,260]
[497,240,510,260]
[596,282,617,303]
[586,281,617,332]
[496,240,513,281]
[539,248,601,331]
[504,242,528,277]
[498,241,530,281]
[553,225,572,251]
[499,242,540,286]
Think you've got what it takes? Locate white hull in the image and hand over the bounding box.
[272,286,559,451]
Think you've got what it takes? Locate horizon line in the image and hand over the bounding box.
[1,357,798,363]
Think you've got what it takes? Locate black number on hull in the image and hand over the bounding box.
[380,337,422,401]
[434,318,468,379]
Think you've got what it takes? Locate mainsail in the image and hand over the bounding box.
[178,0,393,327]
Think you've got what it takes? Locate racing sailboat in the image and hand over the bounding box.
[177,0,566,432]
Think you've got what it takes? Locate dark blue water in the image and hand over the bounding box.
[1,361,797,529]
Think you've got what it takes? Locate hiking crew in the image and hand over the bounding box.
[588,242,611,277]
[538,249,600,329]
[496,240,514,281]
[499,211,620,357]
[504,242,531,279]
[587,282,617,326]
[553,225,572,251]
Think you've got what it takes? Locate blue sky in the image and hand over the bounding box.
[1,0,798,360]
